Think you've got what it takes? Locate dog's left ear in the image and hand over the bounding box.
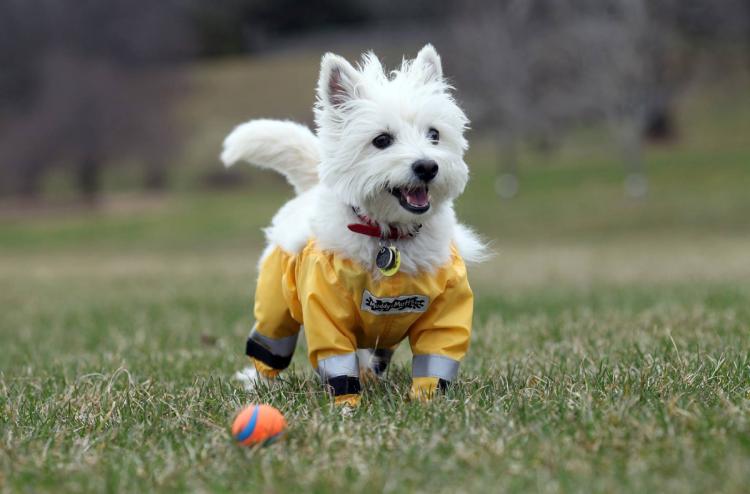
[414,44,443,84]
[318,53,361,108]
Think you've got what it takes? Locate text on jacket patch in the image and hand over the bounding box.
[360,290,430,315]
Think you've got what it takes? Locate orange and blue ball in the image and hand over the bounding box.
[231,404,287,446]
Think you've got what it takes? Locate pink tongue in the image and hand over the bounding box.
[404,188,429,207]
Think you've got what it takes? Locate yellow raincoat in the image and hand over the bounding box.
[245,239,473,404]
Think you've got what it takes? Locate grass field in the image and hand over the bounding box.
[1,56,750,492]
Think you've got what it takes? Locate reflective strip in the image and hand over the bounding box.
[412,354,460,381]
[249,325,299,357]
[318,352,359,379]
[246,339,292,370]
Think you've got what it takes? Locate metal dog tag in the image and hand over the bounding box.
[376,245,400,276]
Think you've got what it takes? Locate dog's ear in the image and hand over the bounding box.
[318,53,360,108]
[414,44,443,84]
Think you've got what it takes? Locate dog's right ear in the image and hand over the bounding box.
[414,44,443,84]
[318,53,360,108]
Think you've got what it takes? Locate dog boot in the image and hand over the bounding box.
[234,358,279,392]
[409,376,447,402]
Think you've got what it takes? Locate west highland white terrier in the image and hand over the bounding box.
[222,44,486,406]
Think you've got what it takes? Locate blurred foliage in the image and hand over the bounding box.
[0,0,748,201]
[0,0,195,200]
[1,71,747,253]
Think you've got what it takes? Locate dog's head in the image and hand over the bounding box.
[314,45,470,225]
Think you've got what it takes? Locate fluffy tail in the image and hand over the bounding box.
[220,119,320,194]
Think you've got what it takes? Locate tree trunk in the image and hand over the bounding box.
[77,155,101,205]
[18,161,43,198]
[143,160,168,190]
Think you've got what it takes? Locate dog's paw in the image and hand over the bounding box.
[234,365,270,392]
[339,404,356,418]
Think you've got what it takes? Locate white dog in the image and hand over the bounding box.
[223,45,486,405]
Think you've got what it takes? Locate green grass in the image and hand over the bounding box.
[2,268,749,493]
[1,56,750,493]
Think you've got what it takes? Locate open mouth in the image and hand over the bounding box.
[390,185,431,214]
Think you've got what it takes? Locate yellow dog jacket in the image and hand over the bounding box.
[245,239,473,403]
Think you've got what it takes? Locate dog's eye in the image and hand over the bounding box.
[372,133,393,149]
[427,128,439,144]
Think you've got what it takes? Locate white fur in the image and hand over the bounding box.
[453,220,493,265]
[222,45,488,275]
[221,119,320,194]
[234,365,270,392]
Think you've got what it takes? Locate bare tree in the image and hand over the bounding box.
[444,0,749,198]
[0,0,194,202]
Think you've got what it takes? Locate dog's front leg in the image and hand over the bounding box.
[306,315,361,406]
[317,351,361,407]
[295,258,362,407]
[408,266,473,401]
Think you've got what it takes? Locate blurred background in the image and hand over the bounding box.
[0,0,749,291]
[3,3,750,489]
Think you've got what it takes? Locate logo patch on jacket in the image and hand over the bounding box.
[360,290,430,315]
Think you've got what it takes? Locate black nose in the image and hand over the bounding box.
[412,159,439,182]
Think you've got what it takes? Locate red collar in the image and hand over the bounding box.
[347,209,419,240]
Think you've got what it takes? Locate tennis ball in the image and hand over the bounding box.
[231,404,287,446]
